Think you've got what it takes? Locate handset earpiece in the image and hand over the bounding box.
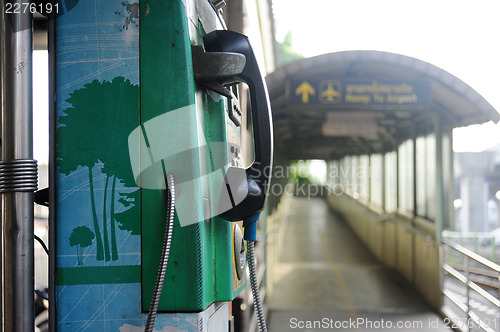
[203,30,274,223]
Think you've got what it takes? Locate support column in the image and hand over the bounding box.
[456,151,495,232]
[1,2,36,331]
[396,148,400,210]
[435,116,445,243]
[412,137,417,217]
[434,114,444,309]
[444,128,454,231]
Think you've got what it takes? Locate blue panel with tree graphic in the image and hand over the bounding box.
[54,0,170,330]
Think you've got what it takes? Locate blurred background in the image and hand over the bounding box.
[29,1,500,330]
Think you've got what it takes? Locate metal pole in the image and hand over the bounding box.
[434,113,444,309]
[0,4,3,329]
[435,115,444,246]
[381,154,385,212]
[48,1,58,329]
[465,255,470,323]
[412,137,417,284]
[1,1,36,331]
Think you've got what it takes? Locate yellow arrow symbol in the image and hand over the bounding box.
[295,81,315,103]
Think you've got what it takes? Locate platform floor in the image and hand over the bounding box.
[267,197,452,331]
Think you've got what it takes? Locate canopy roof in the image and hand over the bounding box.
[266,51,500,160]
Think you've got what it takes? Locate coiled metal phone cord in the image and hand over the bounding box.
[145,173,175,332]
[247,240,268,332]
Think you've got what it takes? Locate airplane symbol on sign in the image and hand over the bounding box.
[319,81,341,104]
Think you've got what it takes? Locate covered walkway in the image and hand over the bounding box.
[267,196,451,331]
[262,50,500,331]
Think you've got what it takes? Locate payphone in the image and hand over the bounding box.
[52,0,272,331]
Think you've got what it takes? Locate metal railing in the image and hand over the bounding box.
[443,230,500,263]
[442,239,500,332]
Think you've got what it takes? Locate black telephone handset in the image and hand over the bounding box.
[203,31,273,227]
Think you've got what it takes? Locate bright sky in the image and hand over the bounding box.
[272,0,500,152]
[33,51,49,165]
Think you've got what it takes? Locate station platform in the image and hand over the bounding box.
[267,197,452,331]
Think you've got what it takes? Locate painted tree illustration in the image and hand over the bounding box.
[100,77,141,259]
[69,226,95,265]
[58,103,106,260]
[57,77,140,261]
[102,151,141,252]
[115,189,140,235]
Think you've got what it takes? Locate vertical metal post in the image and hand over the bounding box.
[423,136,428,217]
[1,2,36,331]
[0,3,3,329]
[366,155,371,204]
[434,114,446,243]
[396,148,400,210]
[465,255,470,323]
[445,127,454,231]
[412,137,417,284]
[381,154,385,212]
[412,137,418,217]
[498,274,500,332]
[434,113,445,309]
[48,0,57,329]
[380,154,386,258]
